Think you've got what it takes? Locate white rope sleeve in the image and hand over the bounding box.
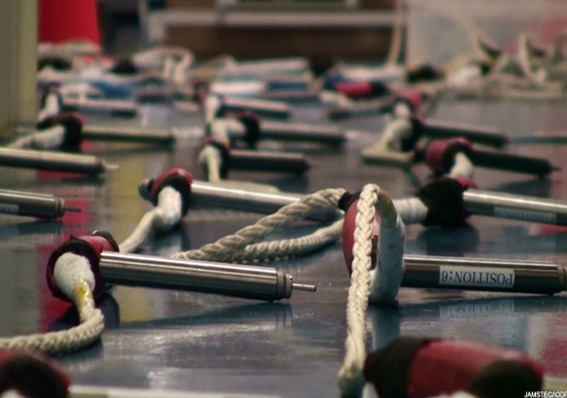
[361,117,415,166]
[198,145,222,183]
[119,187,183,254]
[338,184,405,397]
[450,152,475,180]
[172,188,345,262]
[0,252,104,354]
[369,194,406,304]
[37,92,61,122]
[8,125,66,150]
[204,95,222,124]
[393,197,428,225]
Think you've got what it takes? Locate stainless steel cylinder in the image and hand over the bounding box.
[99,252,314,301]
[0,148,113,175]
[83,125,175,145]
[464,190,567,226]
[230,149,310,174]
[0,189,78,218]
[190,181,341,222]
[222,97,291,119]
[402,254,567,295]
[259,121,346,146]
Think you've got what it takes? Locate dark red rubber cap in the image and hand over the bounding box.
[0,350,70,398]
[424,137,473,175]
[408,340,544,398]
[148,168,193,216]
[46,231,119,302]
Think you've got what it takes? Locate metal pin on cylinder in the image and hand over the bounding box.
[99,251,315,301]
[0,189,81,219]
[0,148,117,175]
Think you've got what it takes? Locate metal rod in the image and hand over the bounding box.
[469,150,557,176]
[464,189,567,226]
[230,149,310,174]
[62,98,138,118]
[259,121,346,146]
[189,181,341,222]
[402,254,566,295]
[99,252,315,301]
[82,124,175,145]
[0,148,116,175]
[222,97,291,119]
[259,89,320,102]
[422,120,509,148]
[0,189,80,218]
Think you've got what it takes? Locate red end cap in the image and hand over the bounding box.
[149,168,193,216]
[452,176,478,190]
[335,81,373,99]
[0,350,70,398]
[424,137,473,175]
[46,231,119,302]
[407,340,544,398]
[339,192,380,274]
[395,90,423,114]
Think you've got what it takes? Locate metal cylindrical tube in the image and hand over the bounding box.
[62,98,138,117]
[190,181,341,222]
[260,89,320,102]
[259,121,346,146]
[402,255,566,295]
[230,149,310,174]
[222,97,291,119]
[422,120,508,148]
[99,252,295,301]
[82,124,175,145]
[464,190,567,226]
[0,148,112,175]
[469,149,556,176]
[0,189,71,218]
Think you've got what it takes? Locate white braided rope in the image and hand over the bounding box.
[172,188,345,262]
[450,152,475,180]
[198,145,222,183]
[8,125,66,150]
[119,187,183,253]
[338,185,378,398]
[11,186,185,355]
[233,219,344,262]
[0,253,104,354]
[37,92,61,122]
[338,184,406,397]
[393,197,428,225]
[361,117,415,167]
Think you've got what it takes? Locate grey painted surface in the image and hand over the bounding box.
[1,99,567,397]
